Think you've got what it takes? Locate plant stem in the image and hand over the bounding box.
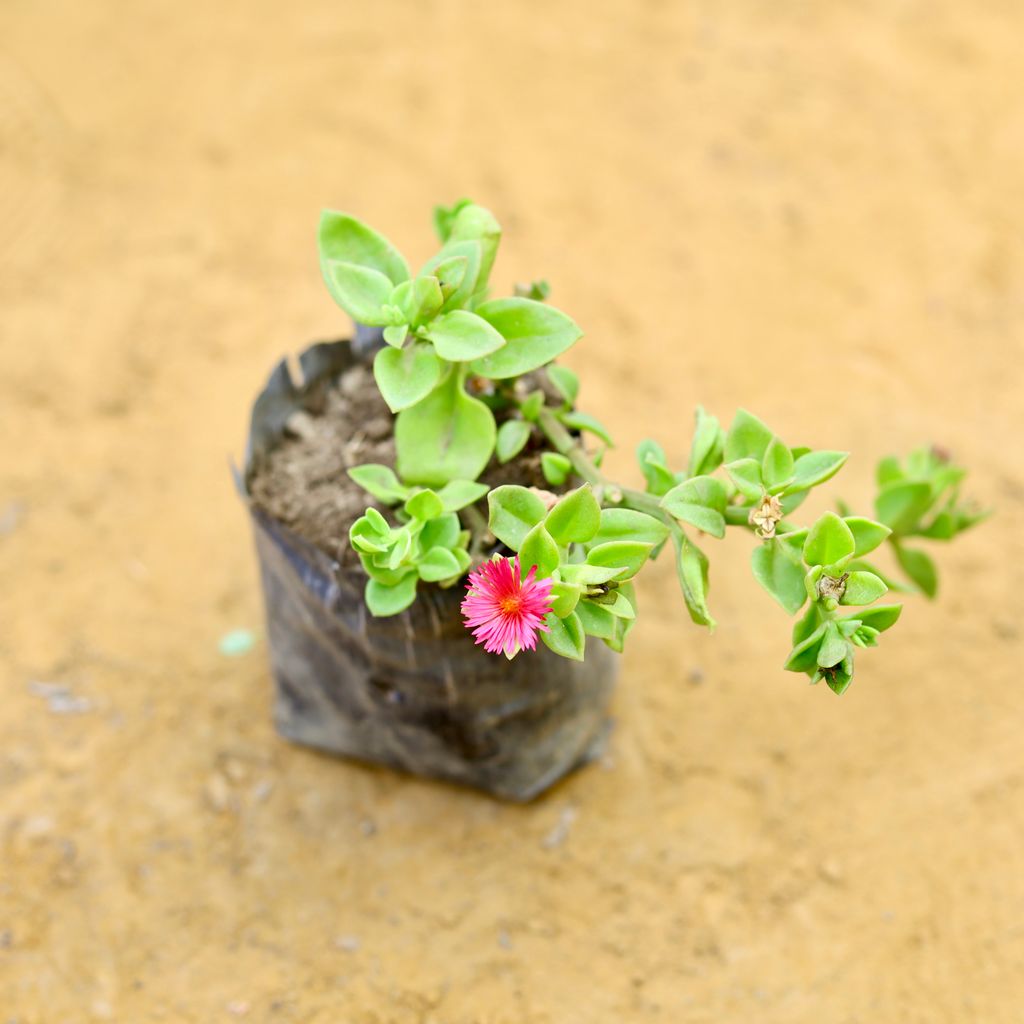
[535,408,666,520]
[461,502,491,566]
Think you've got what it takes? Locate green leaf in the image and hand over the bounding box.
[576,599,617,640]
[751,541,807,615]
[496,419,532,464]
[547,364,580,405]
[393,276,443,327]
[444,203,501,300]
[322,261,394,325]
[359,553,407,585]
[844,516,892,556]
[386,528,412,569]
[469,298,582,379]
[675,535,714,628]
[821,659,854,695]
[661,476,728,539]
[487,485,547,550]
[663,505,724,539]
[637,439,675,496]
[365,507,389,534]
[435,480,489,512]
[791,604,822,646]
[688,407,724,477]
[558,563,625,585]
[423,310,506,361]
[516,279,551,302]
[784,624,826,673]
[876,481,934,534]
[373,343,443,413]
[606,590,636,620]
[816,622,848,669]
[586,540,652,580]
[559,410,614,447]
[549,581,582,618]
[788,451,849,492]
[602,617,628,654]
[432,253,469,300]
[541,452,572,486]
[894,544,938,598]
[804,564,824,603]
[419,512,460,550]
[724,458,764,501]
[545,485,601,545]
[318,210,410,286]
[782,489,810,516]
[520,391,545,422]
[592,508,670,548]
[432,198,472,243]
[541,610,585,661]
[839,571,888,606]
[420,239,481,311]
[918,510,956,540]
[852,604,903,633]
[347,464,407,505]
[876,455,903,487]
[519,523,560,578]
[724,410,773,463]
[838,617,863,638]
[417,547,463,582]
[762,436,795,491]
[803,512,856,567]
[382,324,408,348]
[395,369,496,487]
[350,515,390,553]
[365,573,418,617]
[777,528,808,563]
[404,489,443,522]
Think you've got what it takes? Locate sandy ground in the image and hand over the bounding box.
[1,1,1023,1021]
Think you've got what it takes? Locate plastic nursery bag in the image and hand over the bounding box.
[239,337,618,800]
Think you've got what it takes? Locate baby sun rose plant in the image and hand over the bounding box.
[318,199,986,696]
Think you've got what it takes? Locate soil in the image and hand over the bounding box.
[248,362,395,566]
[2,3,1023,1022]
[248,358,551,567]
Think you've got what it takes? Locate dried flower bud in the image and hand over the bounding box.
[530,487,560,512]
[749,494,784,539]
[817,572,850,603]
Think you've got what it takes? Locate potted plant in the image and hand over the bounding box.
[240,200,984,800]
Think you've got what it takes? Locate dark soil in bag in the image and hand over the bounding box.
[242,337,618,801]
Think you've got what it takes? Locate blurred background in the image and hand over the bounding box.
[1,1,1022,1020]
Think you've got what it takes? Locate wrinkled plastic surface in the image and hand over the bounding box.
[240,339,618,800]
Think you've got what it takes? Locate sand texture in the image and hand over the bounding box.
[1,2,1022,1020]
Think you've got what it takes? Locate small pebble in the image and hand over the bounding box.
[205,773,231,813]
[362,417,391,441]
[285,411,317,440]
[0,501,24,537]
[222,757,248,783]
[27,682,92,715]
[541,805,578,850]
[333,934,360,952]
[818,859,844,885]
[250,779,274,804]
[218,630,256,657]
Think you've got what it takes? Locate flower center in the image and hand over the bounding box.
[499,594,523,615]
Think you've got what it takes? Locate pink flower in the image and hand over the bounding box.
[461,556,554,659]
